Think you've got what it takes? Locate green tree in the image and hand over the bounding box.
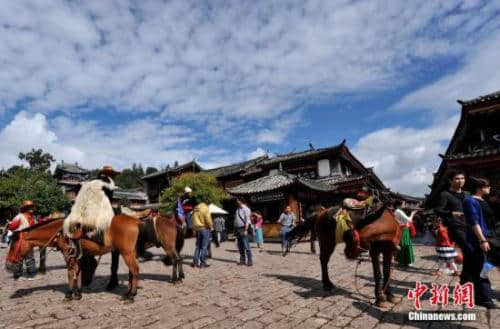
[145,167,158,175]
[0,167,71,215]
[18,148,55,172]
[115,163,145,189]
[160,172,228,211]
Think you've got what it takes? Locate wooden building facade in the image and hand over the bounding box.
[226,141,387,237]
[53,162,90,201]
[429,90,500,206]
[142,161,202,202]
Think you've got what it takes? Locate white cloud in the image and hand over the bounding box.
[0,111,218,171]
[249,148,267,159]
[1,1,498,123]
[392,31,500,116]
[0,0,499,178]
[353,116,460,196]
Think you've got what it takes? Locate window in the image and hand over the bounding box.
[317,159,331,177]
[330,160,341,176]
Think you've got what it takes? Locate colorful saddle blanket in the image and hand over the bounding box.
[326,206,352,244]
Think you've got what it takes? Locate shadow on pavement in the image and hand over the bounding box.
[263,274,353,299]
[10,273,172,299]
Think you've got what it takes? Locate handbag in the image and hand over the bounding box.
[238,209,254,236]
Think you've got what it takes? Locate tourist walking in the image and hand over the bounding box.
[434,171,470,260]
[252,211,264,251]
[213,214,225,247]
[234,199,253,266]
[278,206,296,256]
[191,196,213,268]
[6,200,38,280]
[182,186,197,237]
[463,177,498,309]
[432,217,459,276]
[394,200,417,267]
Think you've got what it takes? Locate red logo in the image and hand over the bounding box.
[407,281,428,310]
[407,282,475,309]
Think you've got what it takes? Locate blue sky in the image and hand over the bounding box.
[1,0,499,196]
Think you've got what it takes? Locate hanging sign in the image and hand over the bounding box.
[250,192,285,203]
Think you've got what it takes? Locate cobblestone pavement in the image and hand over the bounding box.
[1,237,499,329]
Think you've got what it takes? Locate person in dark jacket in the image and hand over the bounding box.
[435,170,469,255]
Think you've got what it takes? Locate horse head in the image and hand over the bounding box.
[5,218,64,274]
[342,220,362,259]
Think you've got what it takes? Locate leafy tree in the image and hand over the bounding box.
[145,167,158,175]
[18,148,55,172]
[115,163,145,189]
[0,167,71,215]
[160,172,228,211]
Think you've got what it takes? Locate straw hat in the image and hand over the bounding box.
[99,165,120,176]
[20,200,36,212]
[49,211,65,220]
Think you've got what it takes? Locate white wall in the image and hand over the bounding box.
[317,159,331,177]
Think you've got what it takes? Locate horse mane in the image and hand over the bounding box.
[355,205,387,230]
[18,218,63,232]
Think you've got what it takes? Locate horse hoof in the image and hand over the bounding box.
[73,293,82,301]
[122,298,134,304]
[323,283,334,291]
[375,300,392,308]
[63,295,72,302]
[106,282,118,291]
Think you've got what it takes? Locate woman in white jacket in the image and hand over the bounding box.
[394,200,418,267]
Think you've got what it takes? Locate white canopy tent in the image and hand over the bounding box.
[208,203,228,215]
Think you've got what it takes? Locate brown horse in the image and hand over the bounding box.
[6,213,184,302]
[287,204,402,308]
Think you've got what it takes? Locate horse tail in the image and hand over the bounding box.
[287,216,315,246]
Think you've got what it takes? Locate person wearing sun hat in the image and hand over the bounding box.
[98,165,120,195]
[98,165,120,213]
[7,200,38,280]
[63,165,119,236]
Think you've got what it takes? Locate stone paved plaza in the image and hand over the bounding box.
[1,237,499,329]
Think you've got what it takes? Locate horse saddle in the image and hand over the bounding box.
[343,198,367,210]
[81,228,105,246]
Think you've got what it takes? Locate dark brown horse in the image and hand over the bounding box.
[6,213,184,303]
[287,205,402,308]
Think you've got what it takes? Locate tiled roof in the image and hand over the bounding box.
[113,188,148,201]
[227,173,340,195]
[459,90,500,106]
[443,147,500,160]
[142,161,202,179]
[261,141,345,166]
[55,163,88,174]
[389,191,424,202]
[205,156,268,178]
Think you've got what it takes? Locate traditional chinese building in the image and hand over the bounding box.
[112,188,149,209]
[142,160,202,202]
[389,192,424,210]
[204,156,269,189]
[226,141,388,237]
[53,162,90,201]
[429,90,500,206]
